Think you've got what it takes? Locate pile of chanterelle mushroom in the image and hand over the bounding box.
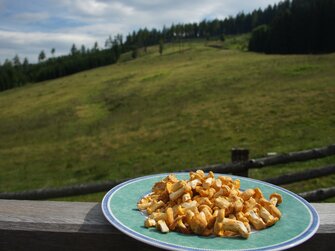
[137,170,282,238]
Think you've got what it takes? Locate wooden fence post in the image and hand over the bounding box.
[231,148,249,177]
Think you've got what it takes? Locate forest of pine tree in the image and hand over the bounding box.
[248,0,335,54]
[1,0,334,92]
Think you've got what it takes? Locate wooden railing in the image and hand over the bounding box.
[1,199,334,251]
[1,144,334,201]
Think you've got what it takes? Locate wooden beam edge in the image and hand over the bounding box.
[0,200,334,234]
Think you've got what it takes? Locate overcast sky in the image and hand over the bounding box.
[0,0,281,63]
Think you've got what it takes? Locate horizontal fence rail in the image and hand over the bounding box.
[1,200,334,251]
[264,164,335,185]
[0,144,334,201]
[299,186,335,202]
[0,179,128,200]
[199,144,335,174]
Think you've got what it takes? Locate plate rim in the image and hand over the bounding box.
[101,172,320,251]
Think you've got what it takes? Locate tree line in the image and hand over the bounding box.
[1,0,334,92]
[249,0,335,54]
[0,2,282,92]
[0,39,122,92]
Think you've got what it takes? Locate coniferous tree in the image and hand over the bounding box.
[93,42,99,52]
[80,45,86,54]
[51,48,55,57]
[13,55,21,67]
[23,58,29,67]
[70,44,78,55]
[112,40,121,61]
[249,0,335,54]
[38,50,46,62]
[249,25,269,52]
[105,35,113,48]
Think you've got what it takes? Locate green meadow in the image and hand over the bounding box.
[0,39,334,201]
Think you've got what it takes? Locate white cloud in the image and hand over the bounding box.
[12,12,49,23]
[63,0,134,19]
[0,30,95,46]
[69,23,128,37]
[72,0,109,16]
[0,0,282,62]
[0,29,96,62]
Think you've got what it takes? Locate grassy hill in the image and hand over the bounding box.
[0,41,334,201]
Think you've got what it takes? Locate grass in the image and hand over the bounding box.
[0,38,334,201]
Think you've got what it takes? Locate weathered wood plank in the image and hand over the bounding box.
[0,200,158,251]
[246,144,335,168]
[299,187,335,202]
[264,165,335,185]
[0,200,334,250]
[0,200,111,233]
[203,143,335,173]
[0,179,128,200]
